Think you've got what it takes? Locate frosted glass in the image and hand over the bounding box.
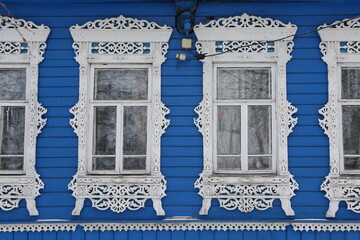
[217,68,271,100]
[123,106,147,170]
[93,106,117,155]
[0,157,23,171]
[342,68,360,99]
[344,157,360,170]
[123,157,146,170]
[93,157,116,171]
[93,106,116,171]
[217,156,241,170]
[95,69,148,100]
[123,106,147,155]
[0,106,25,155]
[343,105,360,155]
[248,105,272,155]
[248,156,271,170]
[0,69,26,100]
[217,105,241,155]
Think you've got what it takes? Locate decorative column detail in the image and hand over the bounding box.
[318,17,360,217]
[0,17,50,216]
[193,14,298,216]
[68,16,172,216]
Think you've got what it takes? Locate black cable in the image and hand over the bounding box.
[195,15,360,60]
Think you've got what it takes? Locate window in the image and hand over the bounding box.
[193,14,298,216]
[0,17,49,215]
[318,17,360,217]
[340,67,360,173]
[215,66,275,173]
[89,66,150,174]
[68,16,172,216]
[0,68,27,174]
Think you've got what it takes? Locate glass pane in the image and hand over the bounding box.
[248,105,272,155]
[123,106,147,156]
[217,156,241,170]
[123,157,146,170]
[248,156,271,170]
[342,68,360,99]
[95,69,148,100]
[343,105,360,155]
[217,68,271,100]
[0,157,23,171]
[217,105,241,155]
[93,157,116,171]
[344,157,360,170]
[0,69,26,100]
[93,106,116,155]
[0,106,25,155]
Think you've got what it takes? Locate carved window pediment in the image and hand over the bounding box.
[193,14,298,216]
[0,16,50,216]
[68,16,172,216]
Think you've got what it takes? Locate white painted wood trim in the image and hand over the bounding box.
[194,14,298,216]
[68,16,172,216]
[0,16,49,216]
[318,16,360,217]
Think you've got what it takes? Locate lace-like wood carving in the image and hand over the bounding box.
[69,16,172,216]
[194,14,298,216]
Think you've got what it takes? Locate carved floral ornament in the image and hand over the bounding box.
[193,14,298,216]
[0,16,49,216]
[69,16,172,216]
[318,17,360,217]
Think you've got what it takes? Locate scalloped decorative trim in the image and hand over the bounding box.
[292,222,360,232]
[71,15,171,30]
[0,223,77,232]
[195,13,295,29]
[81,222,288,231]
[319,17,360,30]
[1,222,360,232]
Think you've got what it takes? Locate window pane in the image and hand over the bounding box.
[248,156,271,170]
[95,69,148,100]
[0,106,25,155]
[217,105,241,155]
[217,68,271,100]
[344,157,360,170]
[123,106,147,156]
[248,105,272,155]
[123,156,146,170]
[343,105,360,155]
[93,157,116,171]
[0,69,26,100]
[342,68,360,99]
[93,106,117,156]
[217,156,241,170]
[0,157,23,171]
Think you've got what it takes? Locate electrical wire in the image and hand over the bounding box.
[195,15,360,60]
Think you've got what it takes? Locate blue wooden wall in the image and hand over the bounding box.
[0,0,359,239]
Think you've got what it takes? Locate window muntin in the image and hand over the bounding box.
[89,65,150,174]
[0,67,28,174]
[214,66,275,174]
[340,66,360,173]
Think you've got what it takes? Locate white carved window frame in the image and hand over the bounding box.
[68,16,172,216]
[193,14,298,216]
[0,16,49,216]
[318,17,360,217]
